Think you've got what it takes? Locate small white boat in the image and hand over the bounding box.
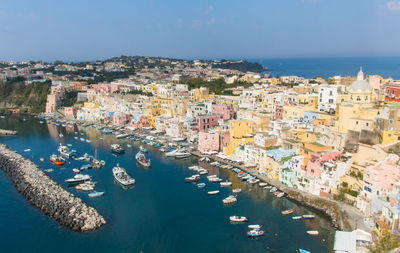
[44,169,54,173]
[292,216,302,220]
[307,230,319,235]
[220,181,232,187]
[185,175,200,183]
[247,229,264,237]
[59,134,63,137]
[282,209,294,215]
[229,216,247,222]
[39,157,44,162]
[24,149,31,152]
[259,182,268,187]
[248,178,260,184]
[197,183,206,188]
[207,190,220,195]
[209,177,222,183]
[232,188,242,193]
[88,191,105,198]
[248,225,261,230]
[72,168,80,174]
[66,174,91,184]
[223,195,237,204]
[276,192,285,198]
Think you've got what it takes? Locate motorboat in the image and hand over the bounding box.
[248,225,261,230]
[112,164,135,186]
[80,137,85,141]
[209,177,222,183]
[135,151,151,167]
[139,146,148,153]
[86,139,91,143]
[207,175,218,180]
[197,183,206,188]
[198,169,208,175]
[188,165,200,171]
[306,231,319,235]
[207,190,220,195]
[247,230,264,237]
[91,159,106,169]
[229,216,247,222]
[44,169,54,173]
[220,181,232,187]
[80,164,92,171]
[175,151,191,159]
[302,215,315,219]
[292,216,302,220]
[50,154,66,166]
[72,168,80,174]
[39,157,44,162]
[223,195,237,204]
[248,178,260,184]
[185,175,200,183]
[259,182,268,187]
[270,187,278,193]
[111,144,125,154]
[299,249,311,253]
[276,192,285,198]
[281,209,294,215]
[58,144,76,158]
[65,174,91,184]
[116,133,129,139]
[24,149,31,152]
[88,191,105,198]
[232,188,242,193]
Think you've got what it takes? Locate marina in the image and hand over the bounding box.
[0,116,334,253]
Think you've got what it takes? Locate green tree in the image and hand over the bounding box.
[368,231,400,253]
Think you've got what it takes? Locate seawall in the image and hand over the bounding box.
[0,144,105,231]
[0,129,17,135]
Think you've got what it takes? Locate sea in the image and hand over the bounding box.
[249,56,400,79]
[0,117,335,253]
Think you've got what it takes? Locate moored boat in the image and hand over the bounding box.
[302,215,315,219]
[185,175,200,183]
[306,230,319,235]
[135,151,151,167]
[281,209,294,215]
[112,164,135,186]
[299,249,311,253]
[139,146,148,153]
[72,168,80,174]
[50,154,66,166]
[232,188,242,193]
[247,229,264,237]
[223,195,237,204]
[197,183,206,188]
[292,216,302,220]
[88,191,105,198]
[58,144,76,157]
[207,190,220,195]
[220,181,232,187]
[229,216,247,222]
[44,169,54,173]
[248,225,261,230]
[65,174,91,185]
[111,144,125,154]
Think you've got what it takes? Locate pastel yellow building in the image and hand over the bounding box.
[83,102,99,109]
[224,120,255,156]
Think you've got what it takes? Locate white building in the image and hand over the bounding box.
[318,84,338,113]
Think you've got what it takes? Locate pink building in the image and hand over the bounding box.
[132,115,150,129]
[64,107,78,118]
[196,114,220,131]
[306,151,342,177]
[198,132,219,154]
[363,154,400,199]
[92,83,122,94]
[211,103,234,120]
[112,114,132,126]
[45,86,65,114]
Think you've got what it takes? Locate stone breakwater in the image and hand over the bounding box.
[0,144,105,231]
[0,129,17,135]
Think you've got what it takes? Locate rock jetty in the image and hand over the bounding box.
[0,129,17,135]
[0,144,105,231]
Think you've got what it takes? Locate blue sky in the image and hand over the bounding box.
[0,0,400,61]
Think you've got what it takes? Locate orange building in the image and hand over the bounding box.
[300,142,333,169]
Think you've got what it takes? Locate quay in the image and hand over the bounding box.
[0,144,105,231]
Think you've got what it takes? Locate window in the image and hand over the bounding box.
[365,96,368,101]
[357,96,361,101]
[356,121,358,125]
[329,91,333,96]
[366,123,369,127]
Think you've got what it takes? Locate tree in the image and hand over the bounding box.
[368,231,400,253]
[327,77,336,84]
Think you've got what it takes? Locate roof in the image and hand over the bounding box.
[349,80,371,92]
[334,231,357,252]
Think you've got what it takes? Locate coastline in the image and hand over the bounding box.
[0,144,105,231]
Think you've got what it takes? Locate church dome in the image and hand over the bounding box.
[349,80,371,92]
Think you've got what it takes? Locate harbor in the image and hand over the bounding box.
[0,116,335,253]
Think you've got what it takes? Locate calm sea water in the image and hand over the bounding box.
[249,57,400,79]
[0,117,334,253]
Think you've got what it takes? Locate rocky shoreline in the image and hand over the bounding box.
[0,144,105,231]
[0,129,17,135]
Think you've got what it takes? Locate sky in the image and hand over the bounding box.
[0,0,400,61]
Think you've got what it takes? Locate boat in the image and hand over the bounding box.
[112,164,135,186]
[248,178,260,184]
[80,164,92,171]
[207,190,220,195]
[306,231,319,235]
[281,209,294,215]
[88,191,105,198]
[58,144,76,157]
[39,157,44,162]
[229,216,247,222]
[292,216,302,220]
[299,249,311,253]
[248,225,261,230]
[86,139,91,143]
[24,149,31,152]
[223,195,237,204]
[65,174,91,184]
[270,187,277,193]
[302,215,315,219]
[276,192,285,198]
[80,137,85,141]
[175,150,191,159]
[259,182,268,187]
[72,168,80,174]
[220,181,232,187]
[116,133,129,139]
[44,169,54,173]
[197,183,206,188]
[135,151,151,167]
[59,134,63,137]
[185,175,200,183]
[111,144,125,154]
[139,146,148,153]
[232,188,242,193]
[127,144,132,148]
[198,169,208,175]
[50,154,66,166]
[74,136,78,140]
[247,229,264,237]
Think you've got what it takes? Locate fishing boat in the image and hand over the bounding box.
[139,146,148,153]
[248,225,261,230]
[306,231,319,235]
[281,209,294,215]
[223,195,237,204]
[91,159,105,169]
[207,190,220,195]
[232,188,242,193]
[65,174,91,184]
[135,151,151,167]
[302,215,315,219]
[58,144,76,157]
[72,168,80,174]
[88,191,105,198]
[299,249,311,253]
[247,229,264,237]
[229,216,247,222]
[50,154,66,166]
[197,183,206,188]
[185,175,200,183]
[112,164,135,186]
[292,216,302,220]
[111,144,125,154]
[220,181,232,187]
